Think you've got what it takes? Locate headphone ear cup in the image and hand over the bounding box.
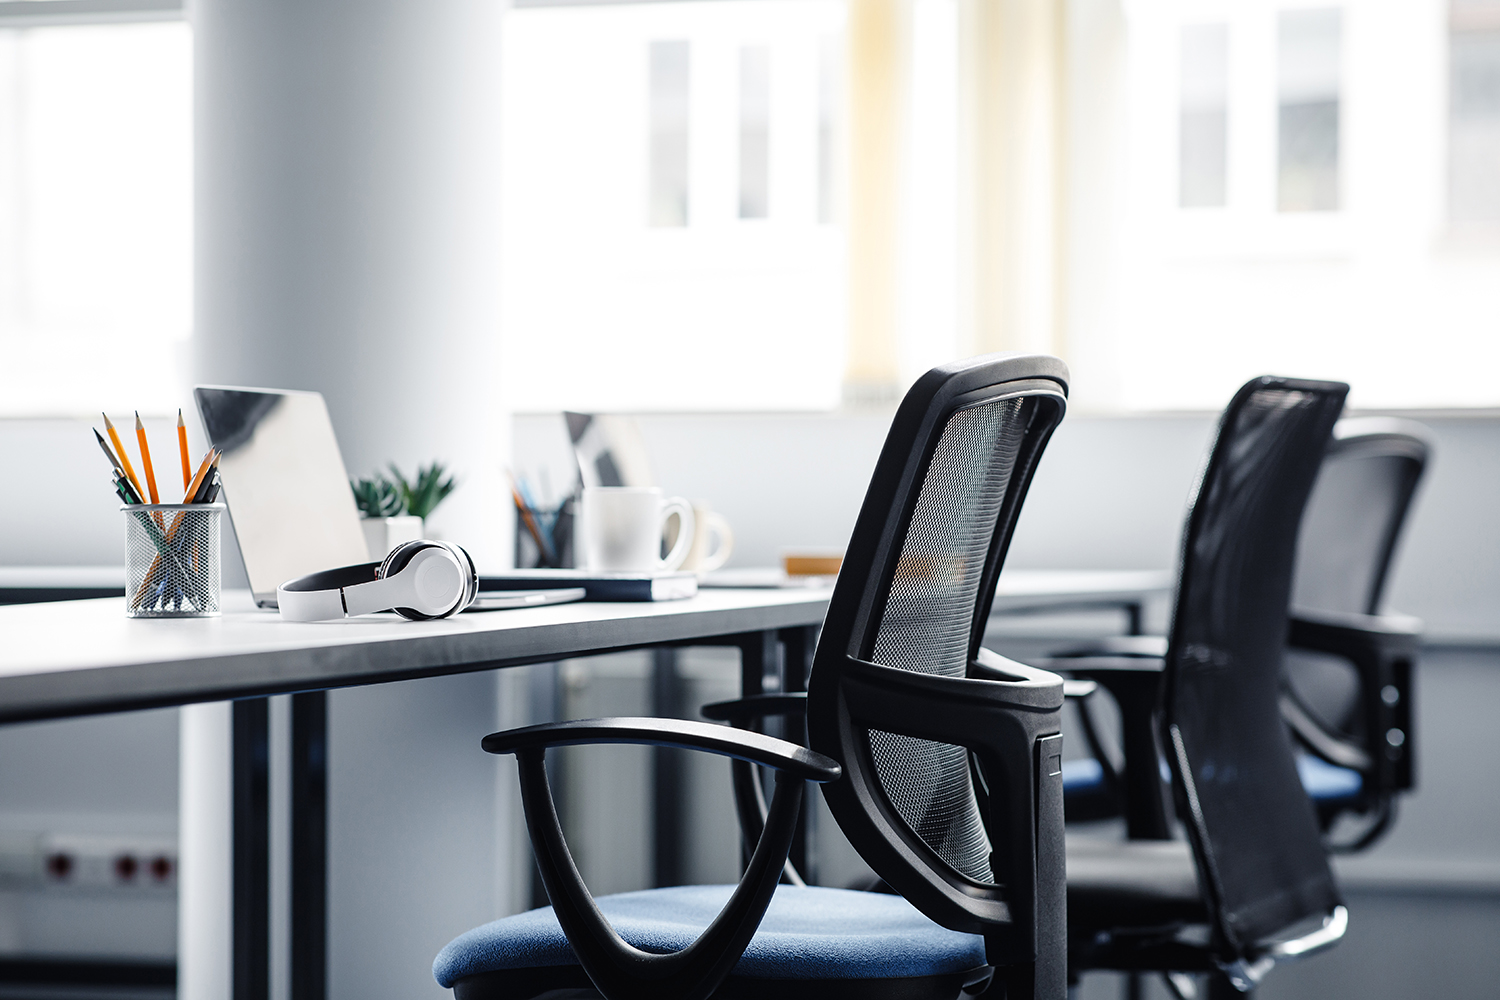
[384,541,477,621]
[435,541,479,610]
[379,539,430,580]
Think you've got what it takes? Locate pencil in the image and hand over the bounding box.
[182,448,217,504]
[135,412,160,504]
[103,413,146,504]
[177,409,191,492]
[94,428,126,480]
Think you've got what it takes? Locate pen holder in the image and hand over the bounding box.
[123,504,224,618]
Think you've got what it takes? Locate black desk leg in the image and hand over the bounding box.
[232,698,270,1000]
[651,649,684,888]
[291,691,328,1000]
[778,626,818,884]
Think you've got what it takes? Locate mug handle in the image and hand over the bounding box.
[696,512,735,573]
[659,497,696,571]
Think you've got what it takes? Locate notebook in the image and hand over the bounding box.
[479,570,697,602]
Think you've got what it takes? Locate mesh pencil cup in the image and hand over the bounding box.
[123,504,224,618]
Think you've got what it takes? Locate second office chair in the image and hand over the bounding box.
[434,353,1074,1000]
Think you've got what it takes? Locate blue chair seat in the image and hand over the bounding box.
[1063,755,1362,805]
[1062,757,1106,794]
[1297,754,1363,802]
[433,884,986,989]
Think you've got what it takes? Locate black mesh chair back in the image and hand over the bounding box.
[1281,417,1428,845]
[1292,417,1430,617]
[1162,376,1348,958]
[810,353,1071,996]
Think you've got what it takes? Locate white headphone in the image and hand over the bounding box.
[277,539,479,622]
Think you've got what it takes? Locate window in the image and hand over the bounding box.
[649,40,691,228]
[1277,8,1342,212]
[817,34,839,224]
[1179,23,1229,208]
[0,16,190,416]
[1449,0,1500,226]
[499,0,847,413]
[738,45,770,219]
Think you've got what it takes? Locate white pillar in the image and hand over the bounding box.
[178,703,232,1000]
[190,0,506,565]
[185,2,507,998]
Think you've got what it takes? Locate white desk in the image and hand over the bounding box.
[0,568,1172,999]
[0,586,832,1000]
[0,588,832,725]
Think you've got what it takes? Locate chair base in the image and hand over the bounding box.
[453,965,992,1000]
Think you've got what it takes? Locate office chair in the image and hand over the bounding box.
[1058,417,1428,851]
[1058,376,1351,996]
[433,353,1073,1000]
[1280,417,1426,848]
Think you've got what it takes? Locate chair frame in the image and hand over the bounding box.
[1057,376,1352,996]
[1056,417,1428,851]
[468,353,1074,1000]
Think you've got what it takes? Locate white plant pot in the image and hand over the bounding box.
[361,515,425,561]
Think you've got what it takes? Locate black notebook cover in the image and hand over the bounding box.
[478,570,697,602]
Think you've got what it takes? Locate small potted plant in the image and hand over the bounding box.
[350,472,424,561]
[351,462,459,561]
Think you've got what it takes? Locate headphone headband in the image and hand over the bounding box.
[277,540,478,622]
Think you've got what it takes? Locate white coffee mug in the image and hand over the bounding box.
[580,487,695,573]
[678,501,734,573]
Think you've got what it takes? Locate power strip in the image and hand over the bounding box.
[0,832,176,893]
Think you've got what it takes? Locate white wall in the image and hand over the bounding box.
[514,408,1500,640]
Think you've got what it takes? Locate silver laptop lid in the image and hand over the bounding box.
[194,386,369,607]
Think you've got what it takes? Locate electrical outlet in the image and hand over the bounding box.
[0,833,176,893]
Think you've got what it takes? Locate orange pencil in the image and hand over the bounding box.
[135,412,160,504]
[102,413,146,503]
[177,409,192,491]
[182,447,217,504]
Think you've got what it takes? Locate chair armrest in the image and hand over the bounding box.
[482,716,840,783]
[970,647,1095,698]
[1048,634,1169,660]
[1063,680,1099,699]
[485,717,836,1000]
[1290,609,1422,644]
[695,693,815,888]
[822,653,1065,952]
[1043,655,1171,840]
[1284,610,1420,803]
[700,692,808,724]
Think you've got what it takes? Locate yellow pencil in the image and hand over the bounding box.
[182,447,217,504]
[177,409,191,491]
[102,413,146,503]
[135,412,160,504]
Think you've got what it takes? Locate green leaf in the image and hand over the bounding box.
[387,461,457,520]
[350,474,405,518]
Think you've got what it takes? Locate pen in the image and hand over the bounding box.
[182,448,217,504]
[113,470,145,505]
[113,472,139,505]
[102,413,147,504]
[191,455,220,504]
[511,485,555,565]
[177,409,191,492]
[135,412,160,504]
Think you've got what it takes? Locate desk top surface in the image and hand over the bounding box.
[0,566,1173,725]
[0,587,832,725]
